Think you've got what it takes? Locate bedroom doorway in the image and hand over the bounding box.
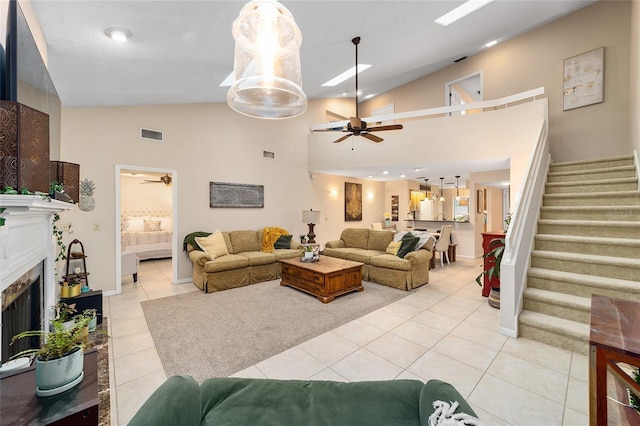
[115,165,178,295]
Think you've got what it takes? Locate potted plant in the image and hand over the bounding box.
[630,368,640,413]
[383,212,391,227]
[475,214,511,308]
[52,301,77,331]
[77,308,98,331]
[10,313,91,397]
[62,274,82,298]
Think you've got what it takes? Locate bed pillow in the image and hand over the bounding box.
[195,230,229,259]
[144,219,162,232]
[160,217,173,231]
[127,218,145,232]
[274,235,293,249]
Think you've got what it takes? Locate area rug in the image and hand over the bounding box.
[141,280,411,382]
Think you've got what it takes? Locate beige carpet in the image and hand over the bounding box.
[141,280,411,382]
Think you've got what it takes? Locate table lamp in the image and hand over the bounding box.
[302,209,320,243]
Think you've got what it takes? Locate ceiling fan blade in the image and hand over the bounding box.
[362,133,383,143]
[333,134,352,144]
[367,124,403,132]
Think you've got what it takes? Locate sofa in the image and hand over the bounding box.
[186,229,302,293]
[323,228,434,291]
[128,375,480,426]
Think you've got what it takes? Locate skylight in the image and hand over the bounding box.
[321,64,372,87]
[434,0,495,27]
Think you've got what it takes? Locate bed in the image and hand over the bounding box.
[121,207,173,260]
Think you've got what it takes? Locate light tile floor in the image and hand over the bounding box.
[106,257,589,425]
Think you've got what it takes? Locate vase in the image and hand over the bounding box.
[60,283,70,298]
[69,284,81,297]
[384,218,391,227]
[35,347,84,396]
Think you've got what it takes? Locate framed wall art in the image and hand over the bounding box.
[476,189,485,214]
[344,182,362,221]
[210,182,264,208]
[563,47,604,111]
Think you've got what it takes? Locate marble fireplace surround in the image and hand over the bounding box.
[0,194,72,361]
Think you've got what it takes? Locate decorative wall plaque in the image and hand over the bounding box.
[210,182,264,208]
[344,182,362,221]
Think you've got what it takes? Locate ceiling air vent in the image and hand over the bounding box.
[263,151,275,159]
[140,128,164,142]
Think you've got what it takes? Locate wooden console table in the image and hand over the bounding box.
[589,295,640,425]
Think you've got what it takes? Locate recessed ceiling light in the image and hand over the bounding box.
[364,94,374,99]
[382,170,389,175]
[414,168,421,172]
[105,27,132,42]
[400,174,406,178]
[485,39,498,48]
[342,92,348,96]
[435,0,495,27]
[321,64,372,87]
[368,175,374,178]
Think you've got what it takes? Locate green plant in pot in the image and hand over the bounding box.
[630,368,640,413]
[475,214,511,309]
[11,313,91,397]
[77,308,98,332]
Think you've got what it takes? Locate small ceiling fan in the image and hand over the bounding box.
[317,37,403,144]
[142,174,172,185]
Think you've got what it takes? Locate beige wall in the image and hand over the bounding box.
[362,0,633,163]
[58,98,388,293]
[632,0,640,154]
[120,175,172,211]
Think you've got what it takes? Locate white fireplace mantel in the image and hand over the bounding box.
[0,194,73,361]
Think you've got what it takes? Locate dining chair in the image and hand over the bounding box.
[371,223,383,230]
[434,225,452,267]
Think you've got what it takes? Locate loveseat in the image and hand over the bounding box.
[128,375,480,426]
[186,229,302,293]
[323,228,434,291]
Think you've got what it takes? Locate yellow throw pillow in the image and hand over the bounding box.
[195,230,229,259]
[262,227,289,252]
[385,241,402,255]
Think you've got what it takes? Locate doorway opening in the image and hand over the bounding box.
[115,165,178,294]
[445,72,483,115]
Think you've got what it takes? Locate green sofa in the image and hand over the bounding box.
[128,376,480,426]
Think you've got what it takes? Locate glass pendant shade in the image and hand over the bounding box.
[439,177,445,202]
[227,0,307,119]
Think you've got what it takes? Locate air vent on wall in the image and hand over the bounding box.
[140,128,164,142]
[453,56,467,63]
[263,151,275,159]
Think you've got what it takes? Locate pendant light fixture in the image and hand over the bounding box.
[455,176,461,201]
[227,0,308,119]
[439,177,445,202]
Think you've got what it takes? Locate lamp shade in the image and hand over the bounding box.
[302,210,320,224]
[228,0,307,119]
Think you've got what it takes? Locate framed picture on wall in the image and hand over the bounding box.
[345,182,362,221]
[563,47,604,111]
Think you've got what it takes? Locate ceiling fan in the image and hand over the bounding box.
[142,174,172,185]
[318,37,403,144]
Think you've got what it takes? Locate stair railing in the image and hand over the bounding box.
[499,108,550,337]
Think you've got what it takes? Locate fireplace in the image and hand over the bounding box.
[0,195,72,362]
[1,263,43,363]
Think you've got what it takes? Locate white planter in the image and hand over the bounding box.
[88,316,97,331]
[35,347,84,396]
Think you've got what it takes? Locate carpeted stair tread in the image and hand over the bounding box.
[538,219,640,229]
[519,310,589,340]
[547,166,636,184]
[527,267,640,294]
[545,176,638,188]
[549,155,634,172]
[532,249,640,269]
[543,191,640,206]
[535,234,640,248]
[524,288,590,310]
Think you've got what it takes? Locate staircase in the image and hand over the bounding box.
[518,154,640,355]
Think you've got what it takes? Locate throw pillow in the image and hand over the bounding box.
[195,230,229,259]
[385,241,402,255]
[274,234,293,249]
[143,219,161,232]
[397,234,420,258]
[262,227,289,252]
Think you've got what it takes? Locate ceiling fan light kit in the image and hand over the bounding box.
[227,0,307,119]
[315,37,403,144]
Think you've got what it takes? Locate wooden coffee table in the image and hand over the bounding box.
[280,257,364,303]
